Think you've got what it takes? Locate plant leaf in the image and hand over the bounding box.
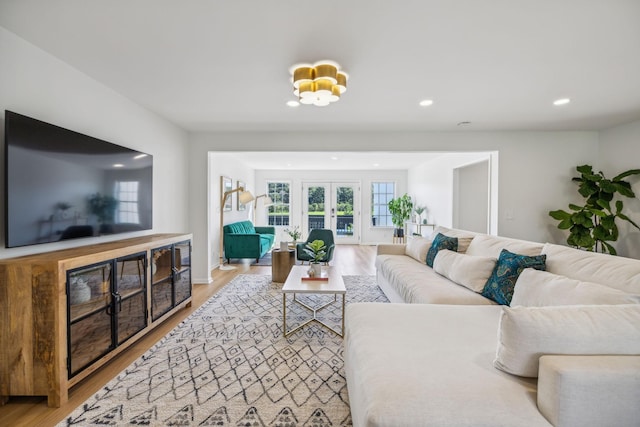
[613,169,640,181]
[549,210,571,220]
[602,241,617,255]
[613,182,635,198]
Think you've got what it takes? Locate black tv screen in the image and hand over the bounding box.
[4,111,153,248]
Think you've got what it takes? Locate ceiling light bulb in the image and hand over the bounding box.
[553,98,571,106]
[419,99,434,107]
[286,100,300,107]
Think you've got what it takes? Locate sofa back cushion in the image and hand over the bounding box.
[495,304,640,377]
[511,269,640,307]
[541,243,640,294]
[224,221,256,235]
[433,250,497,293]
[404,236,432,263]
[466,234,544,258]
[431,226,475,253]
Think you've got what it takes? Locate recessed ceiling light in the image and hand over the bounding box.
[373,163,380,167]
[134,154,148,159]
[331,156,338,160]
[553,98,571,106]
[286,100,300,107]
[113,164,124,168]
[419,99,434,107]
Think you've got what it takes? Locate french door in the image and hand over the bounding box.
[302,182,359,244]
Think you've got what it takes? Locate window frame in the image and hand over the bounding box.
[266,180,291,227]
[371,181,395,227]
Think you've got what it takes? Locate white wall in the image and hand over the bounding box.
[207,153,255,281]
[0,27,190,259]
[599,119,640,258]
[409,152,492,229]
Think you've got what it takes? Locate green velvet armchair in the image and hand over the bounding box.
[296,229,336,264]
[223,220,275,263]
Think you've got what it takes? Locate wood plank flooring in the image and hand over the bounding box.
[0,244,376,427]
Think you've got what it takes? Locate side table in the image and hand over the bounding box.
[272,249,295,282]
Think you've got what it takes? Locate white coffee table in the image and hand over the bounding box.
[281,265,346,337]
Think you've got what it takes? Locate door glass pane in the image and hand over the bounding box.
[307,186,325,234]
[117,292,146,344]
[152,278,173,320]
[174,241,192,305]
[116,253,145,299]
[67,261,113,377]
[151,246,172,283]
[336,186,354,237]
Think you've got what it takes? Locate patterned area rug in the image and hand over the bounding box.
[57,274,388,426]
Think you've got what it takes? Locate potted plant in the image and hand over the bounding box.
[304,239,326,276]
[388,194,413,238]
[549,164,640,255]
[88,193,118,233]
[414,205,426,224]
[284,225,302,244]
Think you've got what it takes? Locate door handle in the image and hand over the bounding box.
[331,208,335,218]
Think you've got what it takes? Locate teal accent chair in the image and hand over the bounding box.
[223,220,275,263]
[296,229,336,264]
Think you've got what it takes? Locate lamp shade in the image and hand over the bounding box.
[239,191,255,204]
[290,61,347,106]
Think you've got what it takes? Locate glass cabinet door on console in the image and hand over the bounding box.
[115,252,148,345]
[151,240,192,321]
[151,245,173,320]
[66,253,147,378]
[174,240,192,305]
[67,261,114,377]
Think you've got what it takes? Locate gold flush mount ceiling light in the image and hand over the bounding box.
[290,60,348,107]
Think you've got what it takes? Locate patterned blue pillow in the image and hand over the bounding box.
[481,249,546,305]
[426,233,458,267]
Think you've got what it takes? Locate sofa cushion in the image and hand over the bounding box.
[226,220,256,234]
[466,234,544,258]
[426,233,458,267]
[431,226,476,253]
[481,249,546,305]
[542,243,640,294]
[376,254,495,304]
[433,250,497,293]
[345,303,550,427]
[404,236,432,263]
[511,269,640,307]
[494,304,640,377]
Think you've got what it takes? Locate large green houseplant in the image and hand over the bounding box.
[388,193,413,238]
[549,165,640,255]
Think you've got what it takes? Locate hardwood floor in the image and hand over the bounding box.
[0,244,376,427]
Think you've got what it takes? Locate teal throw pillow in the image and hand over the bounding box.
[426,233,458,267]
[481,249,546,305]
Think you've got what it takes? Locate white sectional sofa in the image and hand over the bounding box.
[345,227,640,427]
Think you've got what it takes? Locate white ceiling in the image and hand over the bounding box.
[225,151,445,171]
[1,0,640,135]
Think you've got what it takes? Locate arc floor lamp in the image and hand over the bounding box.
[219,186,254,270]
[252,193,273,224]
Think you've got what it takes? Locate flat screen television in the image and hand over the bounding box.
[4,111,153,248]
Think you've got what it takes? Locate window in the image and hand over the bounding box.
[371,182,395,227]
[115,181,140,224]
[267,181,290,226]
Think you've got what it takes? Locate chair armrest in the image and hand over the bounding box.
[537,355,640,427]
[376,244,406,256]
[254,226,275,235]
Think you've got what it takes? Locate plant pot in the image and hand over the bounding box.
[308,263,322,277]
[393,228,404,238]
